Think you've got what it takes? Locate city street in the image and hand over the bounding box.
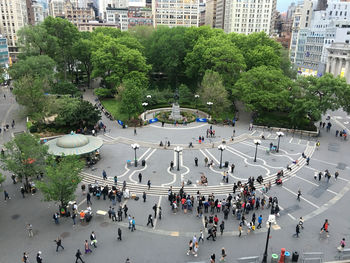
[0,87,350,263]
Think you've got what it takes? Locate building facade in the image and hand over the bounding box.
[106,6,128,30]
[0,36,9,67]
[223,0,277,35]
[49,0,65,16]
[0,0,28,59]
[64,0,95,25]
[153,0,199,28]
[326,43,350,83]
[205,0,216,27]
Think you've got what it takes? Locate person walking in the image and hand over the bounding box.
[299,217,304,229]
[231,164,235,173]
[294,224,300,238]
[138,173,142,183]
[204,157,208,167]
[338,238,346,252]
[186,240,193,255]
[320,219,329,237]
[194,157,198,166]
[318,172,322,181]
[123,205,128,219]
[143,191,147,202]
[72,211,77,225]
[219,221,225,236]
[23,252,29,263]
[193,242,199,257]
[21,187,25,198]
[26,223,33,237]
[84,240,92,254]
[206,227,216,241]
[198,229,204,243]
[117,228,122,241]
[102,170,107,180]
[297,189,301,201]
[335,171,339,180]
[134,127,137,136]
[53,212,59,224]
[147,180,151,190]
[210,253,216,263]
[257,215,263,229]
[75,249,85,263]
[152,204,158,218]
[131,217,136,232]
[86,192,92,205]
[146,214,154,227]
[4,190,10,201]
[55,236,64,251]
[306,157,310,165]
[238,223,243,237]
[90,231,97,248]
[220,248,227,262]
[36,251,43,263]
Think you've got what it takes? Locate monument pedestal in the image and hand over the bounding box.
[171,103,181,120]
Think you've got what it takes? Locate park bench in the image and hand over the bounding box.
[302,252,324,263]
[338,248,350,260]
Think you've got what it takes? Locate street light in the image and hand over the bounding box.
[218,144,226,168]
[276,131,284,153]
[262,221,272,263]
[146,95,152,99]
[253,139,261,162]
[131,143,140,167]
[195,94,200,110]
[174,146,183,171]
[207,101,213,118]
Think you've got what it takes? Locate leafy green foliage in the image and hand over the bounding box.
[199,70,231,116]
[120,79,144,119]
[0,133,48,182]
[234,66,292,112]
[36,155,84,207]
[54,98,101,129]
[9,55,56,81]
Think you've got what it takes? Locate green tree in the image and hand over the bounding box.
[43,17,79,80]
[17,24,58,57]
[246,45,281,70]
[199,70,231,116]
[55,98,101,129]
[147,27,188,86]
[92,36,150,91]
[185,35,246,87]
[178,84,193,105]
[9,55,56,81]
[13,76,48,120]
[234,66,292,113]
[72,32,94,88]
[0,172,5,186]
[36,155,84,208]
[0,133,48,188]
[120,79,144,120]
[51,81,81,96]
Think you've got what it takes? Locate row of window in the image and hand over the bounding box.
[232,23,268,28]
[329,11,348,17]
[234,18,269,23]
[234,13,269,18]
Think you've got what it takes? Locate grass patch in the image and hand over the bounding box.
[101,99,129,121]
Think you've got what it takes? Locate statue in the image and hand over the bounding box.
[174,88,179,105]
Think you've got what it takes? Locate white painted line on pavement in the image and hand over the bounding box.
[204,149,219,164]
[288,213,296,220]
[139,148,152,160]
[289,138,293,143]
[298,139,301,144]
[282,186,320,209]
[293,174,337,195]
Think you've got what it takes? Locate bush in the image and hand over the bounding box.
[94,88,115,98]
[29,125,38,133]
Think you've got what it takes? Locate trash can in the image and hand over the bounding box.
[292,251,299,262]
[271,254,279,262]
[224,161,229,168]
[285,251,291,262]
[142,160,146,166]
[127,160,131,167]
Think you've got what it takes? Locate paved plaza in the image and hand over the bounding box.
[1,87,350,263]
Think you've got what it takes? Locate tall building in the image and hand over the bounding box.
[153,0,199,28]
[49,0,65,16]
[205,0,216,27]
[222,0,277,35]
[0,0,28,59]
[214,0,225,29]
[64,0,95,25]
[290,0,350,77]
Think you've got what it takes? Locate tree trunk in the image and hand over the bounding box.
[87,72,91,89]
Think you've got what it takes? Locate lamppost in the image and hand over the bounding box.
[218,144,226,168]
[142,102,148,120]
[262,221,272,263]
[276,131,284,153]
[207,101,213,118]
[195,94,200,109]
[131,143,140,167]
[253,139,261,162]
[174,146,183,171]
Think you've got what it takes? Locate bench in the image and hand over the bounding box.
[338,248,350,259]
[302,252,324,263]
[236,256,260,263]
